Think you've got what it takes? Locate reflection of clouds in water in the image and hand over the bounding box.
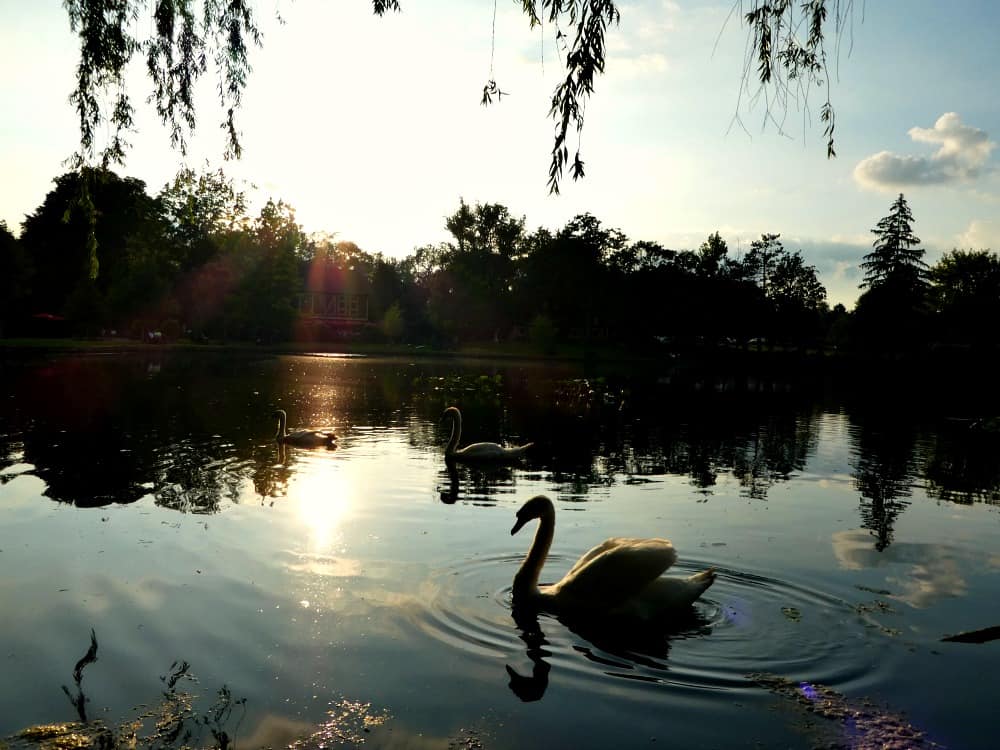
[286,554,441,641]
[0,472,47,508]
[888,561,967,609]
[831,529,972,608]
[76,575,171,617]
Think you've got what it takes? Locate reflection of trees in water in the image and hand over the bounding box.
[9,354,1000,518]
[153,440,250,513]
[924,429,1000,506]
[592,396,821,500]
[729,413,819,499]
[848,415,920,552]
[412,372,824,501]
[21,427,157,507]
[250,442,292,502]
[2,355,296,511]
[0,436,27,484]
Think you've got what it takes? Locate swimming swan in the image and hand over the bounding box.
[442,406,533,462]
[511,495,715,619]
[272,409,337,447]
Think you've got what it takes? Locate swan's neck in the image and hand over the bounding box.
[275,413,287,439]
[446,412,462,454]
[514,511,555,597]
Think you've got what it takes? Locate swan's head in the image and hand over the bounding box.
[272,409,287,419]
[441,406,460,421]
[511,494,555,535]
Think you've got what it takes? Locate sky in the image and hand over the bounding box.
[2,0,999,308]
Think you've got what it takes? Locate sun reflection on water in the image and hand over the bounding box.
[292,465,353,552]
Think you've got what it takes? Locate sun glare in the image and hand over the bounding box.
[292,465,353,552]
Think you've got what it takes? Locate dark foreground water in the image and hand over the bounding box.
[1,352,998,749]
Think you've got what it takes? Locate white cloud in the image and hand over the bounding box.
[854,112,995,190]
[956,219,1000,250]
[610,52,670,78]
[605,0,680,79]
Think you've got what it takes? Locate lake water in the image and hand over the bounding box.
[1,352,998,749]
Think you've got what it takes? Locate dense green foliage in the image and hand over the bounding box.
[2,176,997,357]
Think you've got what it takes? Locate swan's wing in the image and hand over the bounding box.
[455,442,505,458]
[552,537,677,608]
[288,428,336,443]
[562,537,631,580]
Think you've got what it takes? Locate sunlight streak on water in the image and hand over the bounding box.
[291,463,353,552]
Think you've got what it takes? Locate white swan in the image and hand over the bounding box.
[442,406,533,462]
[272,409,337,447]
[511,495,715,619]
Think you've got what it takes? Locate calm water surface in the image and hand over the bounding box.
[1,352,998,749]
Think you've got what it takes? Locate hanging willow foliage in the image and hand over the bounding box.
[63,0,853,193]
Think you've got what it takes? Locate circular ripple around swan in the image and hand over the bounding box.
[411,554,890,700]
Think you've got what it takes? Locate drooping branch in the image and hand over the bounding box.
[734,0,855,158]
[65,0,261,167]
[507,1,620,194]
[63,1,855,192]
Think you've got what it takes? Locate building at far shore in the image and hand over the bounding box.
[296,264,373,340]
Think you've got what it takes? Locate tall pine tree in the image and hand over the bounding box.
[860,193,927,291]
[854,193,930,350]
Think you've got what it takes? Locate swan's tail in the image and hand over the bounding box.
[687,567,716,595]
[505,442,534,458]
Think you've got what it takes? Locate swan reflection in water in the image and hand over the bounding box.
[437,462,518,505]
[506,600,714,702]
[439,464,461,505]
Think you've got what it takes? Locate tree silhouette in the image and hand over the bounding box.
[0,221,29,334]
[697,232,729,279]
[19,169,161,327]
[929,249,1000,349]
[861,194,926,291]
[854,194,930,351]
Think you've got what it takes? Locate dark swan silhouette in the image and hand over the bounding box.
[511,494,715,619]
[272,409,337,447]
[441,406,533,462]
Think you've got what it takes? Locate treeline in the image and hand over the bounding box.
[1,168,999,354]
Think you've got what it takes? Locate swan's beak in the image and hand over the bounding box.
[511,517,528,536]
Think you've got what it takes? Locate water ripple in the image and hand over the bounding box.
[407,553,889,701]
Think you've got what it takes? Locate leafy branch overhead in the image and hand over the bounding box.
[64,0,261,168]
[63,0,852,189]
[738,0,853,158]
